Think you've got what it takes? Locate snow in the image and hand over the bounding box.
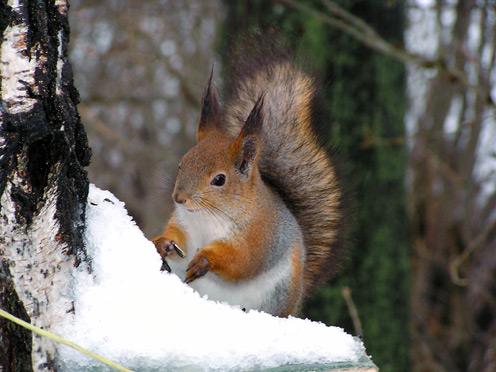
[55,184,367,371]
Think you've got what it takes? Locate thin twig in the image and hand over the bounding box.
[342,286,363,338]
[449,217,496,286]
[276,0,495,108]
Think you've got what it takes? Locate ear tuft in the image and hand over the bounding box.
[197,66,222,142]
[239,92,265,138]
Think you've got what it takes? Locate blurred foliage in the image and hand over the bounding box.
[220,1,410,372]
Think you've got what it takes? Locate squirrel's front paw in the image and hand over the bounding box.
[185,255,211,284]
[152,237,186,272]
[152,237,185,258]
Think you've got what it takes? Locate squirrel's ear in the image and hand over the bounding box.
[197,67,222,142]
[233,93,265,177]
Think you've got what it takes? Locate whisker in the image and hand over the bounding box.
[193,196,224,222]
[199,197,242,230]
[197,198,225,225]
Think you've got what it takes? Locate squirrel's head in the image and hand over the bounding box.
[172,72,265,216]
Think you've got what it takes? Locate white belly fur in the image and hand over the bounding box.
[170,206,292,312]
[191,256,291,312]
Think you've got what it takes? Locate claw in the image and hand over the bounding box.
[161,258,171,272]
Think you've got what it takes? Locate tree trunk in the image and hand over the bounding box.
[407,2,496,371]
[0,0,91,371]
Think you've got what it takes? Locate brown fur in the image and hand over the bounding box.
[287,243,304,315]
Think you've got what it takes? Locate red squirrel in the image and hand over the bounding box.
[152,40,345,317]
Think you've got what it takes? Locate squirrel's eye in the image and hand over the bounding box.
[211,174,226,187]
[178,162,181,170]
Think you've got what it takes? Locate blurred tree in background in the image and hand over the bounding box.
[406,2,496,371]
[220,2,409,372]
[68,0,224,238]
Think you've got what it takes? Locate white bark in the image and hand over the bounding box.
[0,1,38,115]
[0,0,77,370]
[0,184,74,370]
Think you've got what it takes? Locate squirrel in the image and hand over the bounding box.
[152,38,345,317]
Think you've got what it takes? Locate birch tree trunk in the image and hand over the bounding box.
[0,1,91,371]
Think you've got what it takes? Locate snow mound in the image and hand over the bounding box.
[55,184,367,371]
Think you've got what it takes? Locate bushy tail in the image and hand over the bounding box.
[222,36,346,295]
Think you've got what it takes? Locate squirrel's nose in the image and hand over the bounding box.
[173,190,187,205]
